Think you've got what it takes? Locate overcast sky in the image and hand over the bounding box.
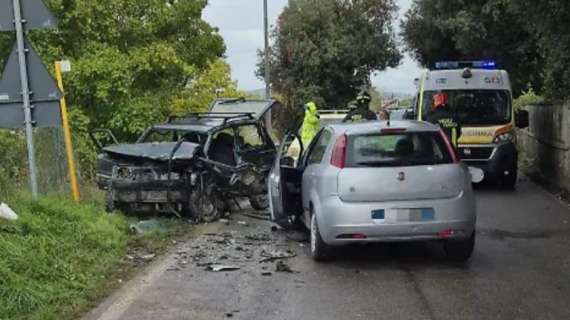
[203,0,421,95]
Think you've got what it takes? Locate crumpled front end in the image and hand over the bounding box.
[96,142,199,212]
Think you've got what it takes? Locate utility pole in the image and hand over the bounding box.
[13,0,39,198]
[263,0,271,99]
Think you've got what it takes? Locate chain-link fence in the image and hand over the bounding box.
[0,127,70,197]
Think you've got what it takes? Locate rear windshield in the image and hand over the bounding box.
[346,131,453,167]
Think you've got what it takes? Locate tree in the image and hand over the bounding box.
[400,0,543,96]
[0,0,227,178]
[172,59,246,114]
[511,0,570,100]
[258,0,401,117]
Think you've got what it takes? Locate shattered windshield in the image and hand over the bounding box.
[142,129,207,144]
[422,90,512,125]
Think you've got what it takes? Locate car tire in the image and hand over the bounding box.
[249,194,269,211]
[189,192,220,223]
[444,231,475,262]
[310,214,330,261]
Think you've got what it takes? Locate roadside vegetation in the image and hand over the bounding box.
[0,192,188,320]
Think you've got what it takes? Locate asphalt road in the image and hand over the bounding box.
[86,177,570,320]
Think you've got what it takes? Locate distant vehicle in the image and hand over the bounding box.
[389,108,410,121]
[319,109,349,127]
[94,98,278,221]
[269,120,482,262]
[409,60,529,188]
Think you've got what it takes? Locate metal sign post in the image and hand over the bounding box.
[13,0,39,198]
[0,0,61,200]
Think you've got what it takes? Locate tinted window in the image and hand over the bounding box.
[346,132,453,167]
[307,130,333,165]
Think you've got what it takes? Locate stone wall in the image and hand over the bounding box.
[518,103,570,195]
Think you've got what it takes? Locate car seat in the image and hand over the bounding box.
[395,138,414,158]
[210,132,236,166]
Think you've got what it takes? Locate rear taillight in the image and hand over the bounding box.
[330,134,347,169]
[439,129,460,163]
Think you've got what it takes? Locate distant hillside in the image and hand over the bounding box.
[245,88,266,99]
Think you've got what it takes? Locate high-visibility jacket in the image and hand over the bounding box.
[301,102,320,147]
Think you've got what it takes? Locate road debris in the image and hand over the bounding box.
[0,203,18,221]
[207,265,241,272]
[245,233,271,242]
[139,254,156,261]
[275,260,294,273]
[262,271,273,276]
[237,221,248,226]
[129,219,166,235]
[260,249,296,262]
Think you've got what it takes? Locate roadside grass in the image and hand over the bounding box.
[0,192,190,320]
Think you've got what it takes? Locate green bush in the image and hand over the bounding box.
[513,87,544,111]
[0,194,128,320]
[0,131,27,194]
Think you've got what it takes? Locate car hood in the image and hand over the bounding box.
[103,142,199,161]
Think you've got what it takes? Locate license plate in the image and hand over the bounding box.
[372,208,434,223]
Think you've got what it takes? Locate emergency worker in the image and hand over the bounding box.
[427,92,460,145]
[301,101,320,147]
[344,91,378,122]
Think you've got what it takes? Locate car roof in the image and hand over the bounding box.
[327,120,439,135]
[152,117,259,133]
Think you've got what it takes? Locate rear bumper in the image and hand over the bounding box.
[462,142,517,180]
[316,192,476,245]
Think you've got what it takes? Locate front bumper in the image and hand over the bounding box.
[460,142,517,180]
[316,193,476,246]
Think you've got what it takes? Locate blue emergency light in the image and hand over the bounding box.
[434,60,498,70]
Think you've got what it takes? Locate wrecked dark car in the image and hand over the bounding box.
[95,98,278,221]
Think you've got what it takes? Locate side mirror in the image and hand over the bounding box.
[468,166,485,184]
[515,110,529,129]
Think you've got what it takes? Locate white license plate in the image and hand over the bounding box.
[382,208,435,223]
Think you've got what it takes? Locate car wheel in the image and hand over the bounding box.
[189,192,220,222]
[310,214,330,261]
[249,194,269,211]
[444,231,475,262]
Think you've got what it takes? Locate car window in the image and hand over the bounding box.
[237,125,266,150]
[307,130,333,165]
[346,131,452,167]
[143,129,178,143]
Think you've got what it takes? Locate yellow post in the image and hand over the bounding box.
[54,61,80,202]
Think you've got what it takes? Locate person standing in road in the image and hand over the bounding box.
[427,92,460,146]
[344,91,378,122]
[301,101,320,147]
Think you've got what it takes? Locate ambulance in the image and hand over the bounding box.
[410,60,529,188]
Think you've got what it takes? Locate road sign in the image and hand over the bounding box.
[0,38,61,102]
[0,0,60,199]
[0,0,57,31]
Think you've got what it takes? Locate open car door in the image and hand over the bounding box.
[209,98,276,120]
[268,131,304,229]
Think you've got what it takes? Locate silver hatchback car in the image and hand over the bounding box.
[269,121,482,262]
